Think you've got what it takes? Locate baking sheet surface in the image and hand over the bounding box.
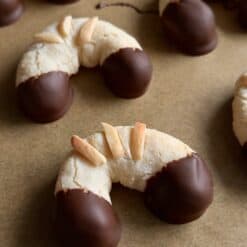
[0,1,247,246]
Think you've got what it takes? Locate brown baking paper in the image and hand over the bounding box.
[0,0,247,246]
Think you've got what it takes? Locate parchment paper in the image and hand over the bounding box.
[0,0,247,246]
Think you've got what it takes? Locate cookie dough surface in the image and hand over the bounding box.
[55,127,194,203]
[16,18,142,85]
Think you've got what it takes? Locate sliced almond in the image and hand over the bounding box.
[77,16,98,46]
[131,122,146,160]
[58,15,72,37]
[34,32,63,44]
[71,135,107,166]
[101,122,125,159]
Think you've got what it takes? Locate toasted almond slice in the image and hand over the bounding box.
[131,122,146,160]
[77,16,98,46]
[71,135,107,166]
[87,134,112,158]
[34,32,64,44]
[58,15,72,37]
[101,122,125,159]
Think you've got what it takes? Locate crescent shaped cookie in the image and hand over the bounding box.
[55,122,213,247]
[16,17,152,123]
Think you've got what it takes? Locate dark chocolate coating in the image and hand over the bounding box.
[17,71,73,123]
[242,142,247,156]
[161,0,217,55]
[56,189,121,247]
[144,154,213,224]
[0,0,24,27]
[101,48,152,98]
[47,0,79,4]
[237,0,247,29]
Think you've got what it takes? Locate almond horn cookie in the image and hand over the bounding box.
[16,17,152,123]
[55,123,213,247]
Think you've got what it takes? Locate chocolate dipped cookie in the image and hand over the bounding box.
[16,17,152,123]
[55,122,214,247]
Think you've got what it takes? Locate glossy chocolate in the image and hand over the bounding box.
[17,71,73,123]
[56,189,121,247]
[238,0,247,29]
[0,0,24,27]
[144,154,213,224]
[242,143,247,157]
[101,48,152,98]
[161,0,217,55]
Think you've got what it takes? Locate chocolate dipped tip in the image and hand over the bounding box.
[47,0,79,4]
[101,48,152,98]
[241,142,247,157]
[238,0,247,29]
[56,189,121,247]
[144,153,213,224]
[161,0,217,55]
[0,0,24,27]
[17,71,73,123]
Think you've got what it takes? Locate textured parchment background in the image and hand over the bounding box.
[0,0,247,246]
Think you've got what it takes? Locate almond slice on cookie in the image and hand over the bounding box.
[101,122,125,159]
[71,135,107,166]
[131,122,146,160]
